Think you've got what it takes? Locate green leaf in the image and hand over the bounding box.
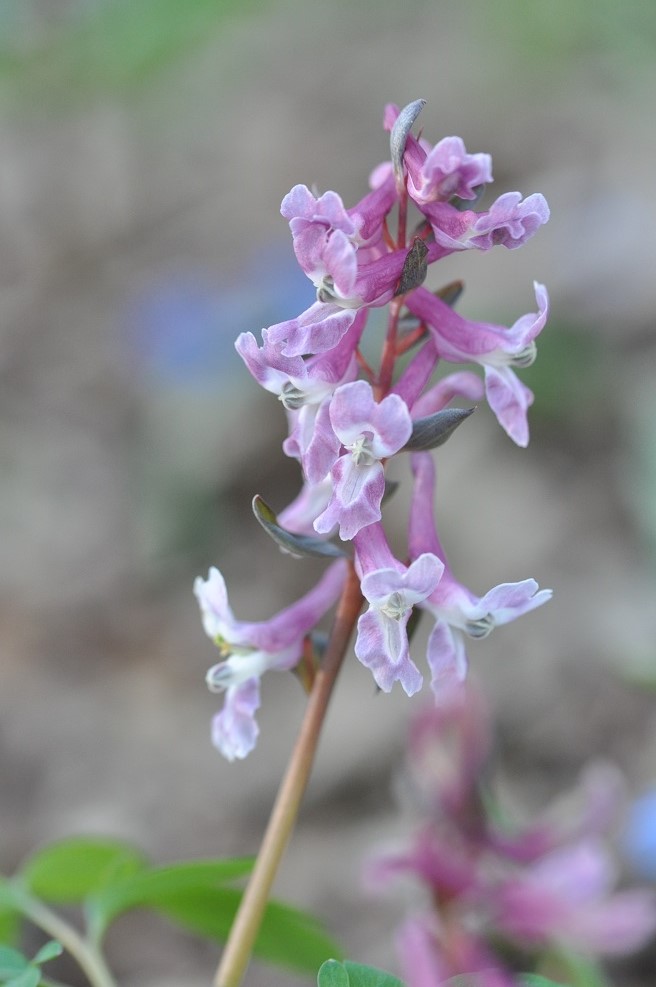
[403,407,475,452]
[92,864,339,973]
[520,977,569,987]
[541,948,609,987]
[87,858,253,939]
[252,496,348,560]
[318,959,350,987]
[0,946,29,979]
[3,969,40,987]
[0,879,15,909]
[0,878,20,945]
[317,959,405,987]
[0,912,20,949]
[20,837,148,903]
[155,888,341,973]
[30,943,62,966]
[343,961,404,987]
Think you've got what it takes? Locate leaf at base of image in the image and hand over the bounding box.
[318,958,405,987]
[85,858,337,972]
[0,941,61,987]
[20,838,147,903]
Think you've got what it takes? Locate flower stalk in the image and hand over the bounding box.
[213,563,362,987]
[9,886,118,987]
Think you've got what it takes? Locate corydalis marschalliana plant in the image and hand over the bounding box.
[367,685,656,986]
[196,99,552,763]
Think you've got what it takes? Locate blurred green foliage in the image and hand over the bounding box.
[521,322,610,433]
[0,0,266,108]
[478,0,656,76]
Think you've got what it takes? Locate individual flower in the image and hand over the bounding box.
[492,838,656,956]
[408,452,552,691]
[194,560,346,760]
[237,310,367,481]
[235,318,358,409]
[352,522,443,696]
[280,177,398,299]
[405,134,493,207]
[405,282,549,446]
[313,380,413,540]
[263,300,359,359]
[424,190,550,254]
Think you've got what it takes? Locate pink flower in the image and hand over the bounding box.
[352,523,443,695]
[408,453,551,690]
[313,381,413,540]
[425,191,550,253]
[492,839,656,956]
[405,135,493,207]
[194,561,346,759]
[405,282,549,447]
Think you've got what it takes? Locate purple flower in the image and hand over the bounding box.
[396,914,516,987]
[269,175,444,357]
[382,102,548,255]
[276,475,334,537]
[409,369,485,419]
[265,241,442,358]
[367,687,656,984]
[426,191,550,253]
[395,915,451,987]
[313,380,413,540]
[492,839,656,956]
[365,822,479,901]
[265,301,359,358]
[194,561,346,760]
[281,178,397,283]
[283,397,342,484]
[235,321,358,409]
[352,523,444,695]
[405,135,493,206]
[407,683,492,820]
[405,282,549,446]
[278,180,400,319]
[408,453,552,691]
[238,311,368,481]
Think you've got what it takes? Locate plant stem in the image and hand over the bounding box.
[214,563,363,987]
[10,887,118,987]
[377,296,403,398]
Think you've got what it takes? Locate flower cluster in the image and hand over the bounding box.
[366,686,656,986]
[196,100,552,760]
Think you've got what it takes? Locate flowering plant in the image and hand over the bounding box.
[1,100,653,987]
[199,99,552,766]
[367,684,656,986]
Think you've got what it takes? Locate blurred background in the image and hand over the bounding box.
[1,1,655,984]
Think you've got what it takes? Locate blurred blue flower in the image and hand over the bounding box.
[624,789,656,881]
[129,244,313,385]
